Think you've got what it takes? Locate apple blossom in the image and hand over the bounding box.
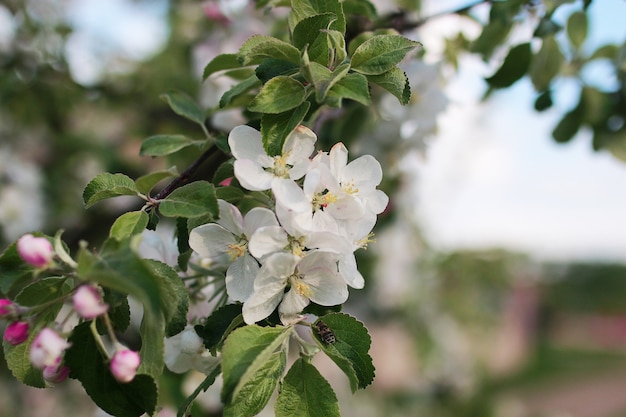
[242,251,348,324]
[164,326,220,375]
[4,321,29,345]
[16,234,54,268]
[72,285,109,319]
[229,124,315,211]
[110,348,141,383]
[189,199,278,302]
[29,328,70,369]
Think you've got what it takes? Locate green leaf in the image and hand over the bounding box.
[216,186,245,203]
[3,332,45,388]
[224,351,286,417]
[553,106,583,143]
[238,35,301,66]
[212,161,235,185]
[102,289,131,333]
[342,0,377,18]
[529,36,564,92]
[195,304,244,353]
[109,211,149,240]
[534,90,553,112]
[348,32,373,57]
[159,181,219,219]
[137,309,166,379]
[135,166,179,195]
[0,242,33,295]
[248,76,307,114]
[327,72,371,106]
[219,75,262,109]
[533,17,562,38]
[255,59,300,83]
[274,358,340,417]
[160,90,205,126]
[367,67,410,105]
[485,42,531,89]
[588,44,618,61]
[289,0,346,35]
[66,323,157,417]
[313,313,374,391]
[304,59,351,103]
[351,34,420,75]
[293,13,337,50]
[83,173,139,209]
[203,53,241,80]
[221,325,292,404]
[261,102,311,156]
[139,135,198,157]
[567,10,587,49]
[15,276,70,307]
[144,259,190,337]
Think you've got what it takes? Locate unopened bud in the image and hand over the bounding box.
[43,363,70,384]
[29,328,71,369]
[17,234,54,268]
[0,299,15,317]
[3,321,29,345]
[110,348,140,383]
[73,285,109,319]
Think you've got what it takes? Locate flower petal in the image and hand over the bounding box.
[278,287,310,323]
[216,199,244,236]
[272,178,310,212]
[189,224,236,264]
[342,155,383,189]
[234,159,274,191]
[338,253,365,289]
[228,125,273,166]
[283,125,316,167]
[242,281,286,324]
[248,226,288,259]
[243,207,278,237]
[329,142,348,178]
[226,254,259,302]
[255,252,300,287]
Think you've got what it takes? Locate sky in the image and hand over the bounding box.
[414,0,626,262]
[58,0,626,262]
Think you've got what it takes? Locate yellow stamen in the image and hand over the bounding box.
[356,233,376,250]
[226,243,246,260]
[342,181,358,195]
[295,281,312,298]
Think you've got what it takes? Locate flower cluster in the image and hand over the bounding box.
[189,125,388,324]
[1,234,139,384]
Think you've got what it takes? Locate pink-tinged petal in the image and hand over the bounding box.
[283,125,316,167]
[242,281,286,324]
[342,155,383,189]
[17,234,54,268]
[328,142,348,178]
[189,224,236,264]
[72,285,109,319]
[278,287,310,323]
[243,207,278,237]
[29,328,70,369]
[43,364,70,384]
[272,178,310,213]
[0,299,15,317]
[338,254,365,289]
[326,194,365,219]
[364,189,389,215]
[255,253,299,287]
[225,255,259,302]
[233,159,274,191]
[110,349,140,383]
[216,200,244,235]
[228,125,273,166]
[275,202,312,236]
[248,226,288,259]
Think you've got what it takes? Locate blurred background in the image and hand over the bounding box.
[1,0,626,416]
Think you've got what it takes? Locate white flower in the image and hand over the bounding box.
[164,326,220,375]
[189,200,278,302]
[242,251,348,324]
[229,125,316,211]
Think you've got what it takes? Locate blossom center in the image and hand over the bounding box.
[291,277,312,298]
[270,152,292,178]
[356,232,376,250]
[341,181,358,195]
[226,241,247,260]
[312,190,337,211]
[288,236,306,257]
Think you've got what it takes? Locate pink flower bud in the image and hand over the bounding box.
[17,234,54,268]
[29,328,71,369]
[72,285,109,319]
[43,363,70,384]
[3,321,29,345]
[110,348,141,383]
[0,299,15,317]
[218,177,233,187]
